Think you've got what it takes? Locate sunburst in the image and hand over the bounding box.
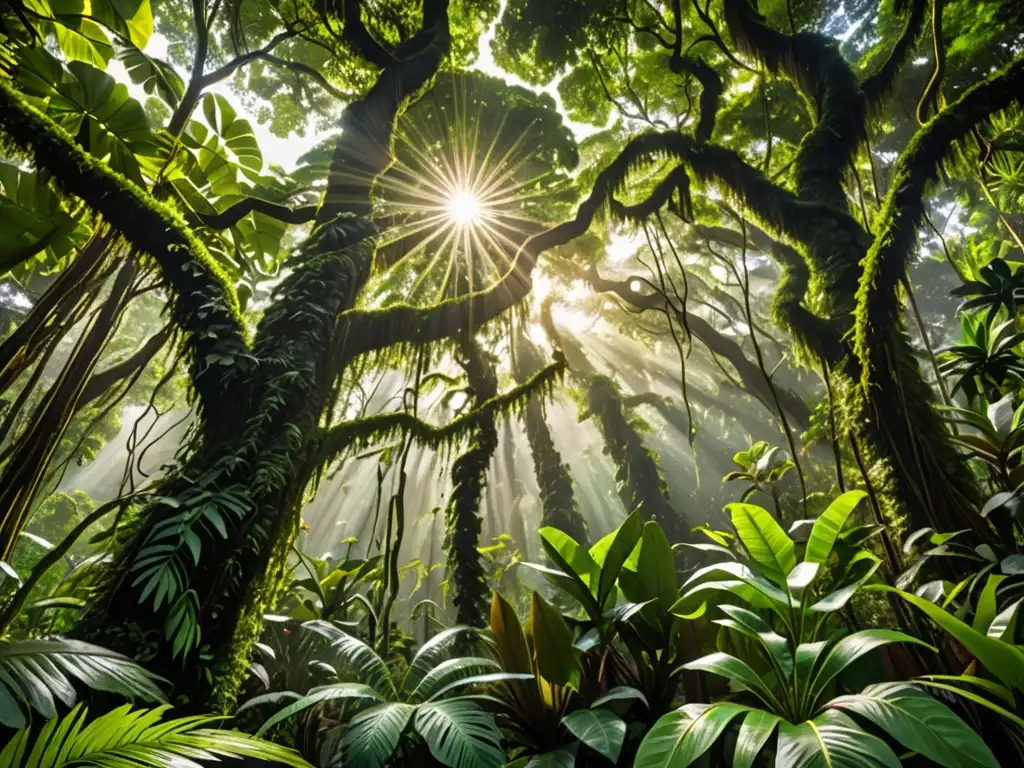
[368,72,574,306]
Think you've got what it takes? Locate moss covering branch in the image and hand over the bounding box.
[722,0,867,209]
[854,54,1024,389]
[314,355,566,467]
[562,259,812,429]
[860,0,929,109]
[0,79,250,418]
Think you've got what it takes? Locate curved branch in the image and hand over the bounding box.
[340,0,396,68]
[0,79,251,416]
[668,54,722,142]
[199,28,297,87]
[250,52,353,102]
[611,165,693,221]
[317,0,450,222]
[860,0,929,109]
[334,129,853,370]
[566,259,811,429]
[723,0,867,208]
[192,198,318,230]
[78,326,173,408]
[314,355,565,466]
[854,54,1024,387]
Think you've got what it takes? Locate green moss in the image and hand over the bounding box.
[854,55,1024,389]
[0,79,250,422]
[315,356,566,465]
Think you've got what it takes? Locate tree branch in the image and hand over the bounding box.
[314,355,565,466]
[191,197,318,230]
[78,326,173,408]
[0,80,250,417]
[199,28,297,87]
[563,259,811,429]
[722,0,867,208]
[340,0,396,68]
[860,0,929,110]
[316,0,452,223]
[249,52,353,102]
[854,54,1024,388]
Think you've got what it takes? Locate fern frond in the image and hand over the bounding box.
[0,703,312,767]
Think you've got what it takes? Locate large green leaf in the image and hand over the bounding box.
[973,574,1006,633]
[0,161,87,274]
[491,592,532,675]
[17,55,157,186]
[870,585,1024,691]
[519,562,599,616]
[804,491,866,564]
[619,521,677,614]
[827,682,998,768]
[590,508,643,607]
[256,683,383,736]
[530,591,580,689]
[561,708,625,762]
[199,93,263,181]
[683,653,778,709]
[403,626,472,691]
[302,620,396,697]
[342,702,416,768]
[810,629,932,702]
[728,503,797,585]
[118,46,184,107]
[732,709,780,768]
[0,703,310,767]
[0,639,167,729]
[409,657,502,702]
[413,699,504,768]
[716,604,793,676]
[776,710,901,768]
[540,526,598,590]
[633,702,749,768]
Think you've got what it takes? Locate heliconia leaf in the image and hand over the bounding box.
[804,490,867,564]
[530,592,580,689]
[561,708,626,762]
[618,522,677,614]
[540,526,597,589]
[869,585,1024,692]
[727,503,797,585]
[413,699,504,768]
[342,702,416,768]
[731,709,780,768]
[683,653,777,709]
[827,682,998,768]
[634,702,749,768]
[716,604,793,676]
[776,710,901,768]
[590,508,643,608]
[973,574,1006,633]
[591,685,649,709]
[810,629,933,703]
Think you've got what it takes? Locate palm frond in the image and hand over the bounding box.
[0,703,312,767]
[0,638,167,728]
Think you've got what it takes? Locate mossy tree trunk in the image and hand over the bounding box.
[7,0,456,712]
[444,337,499,628]
[513,332,588,544]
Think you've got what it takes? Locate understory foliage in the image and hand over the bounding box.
[1,0,1024,763]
